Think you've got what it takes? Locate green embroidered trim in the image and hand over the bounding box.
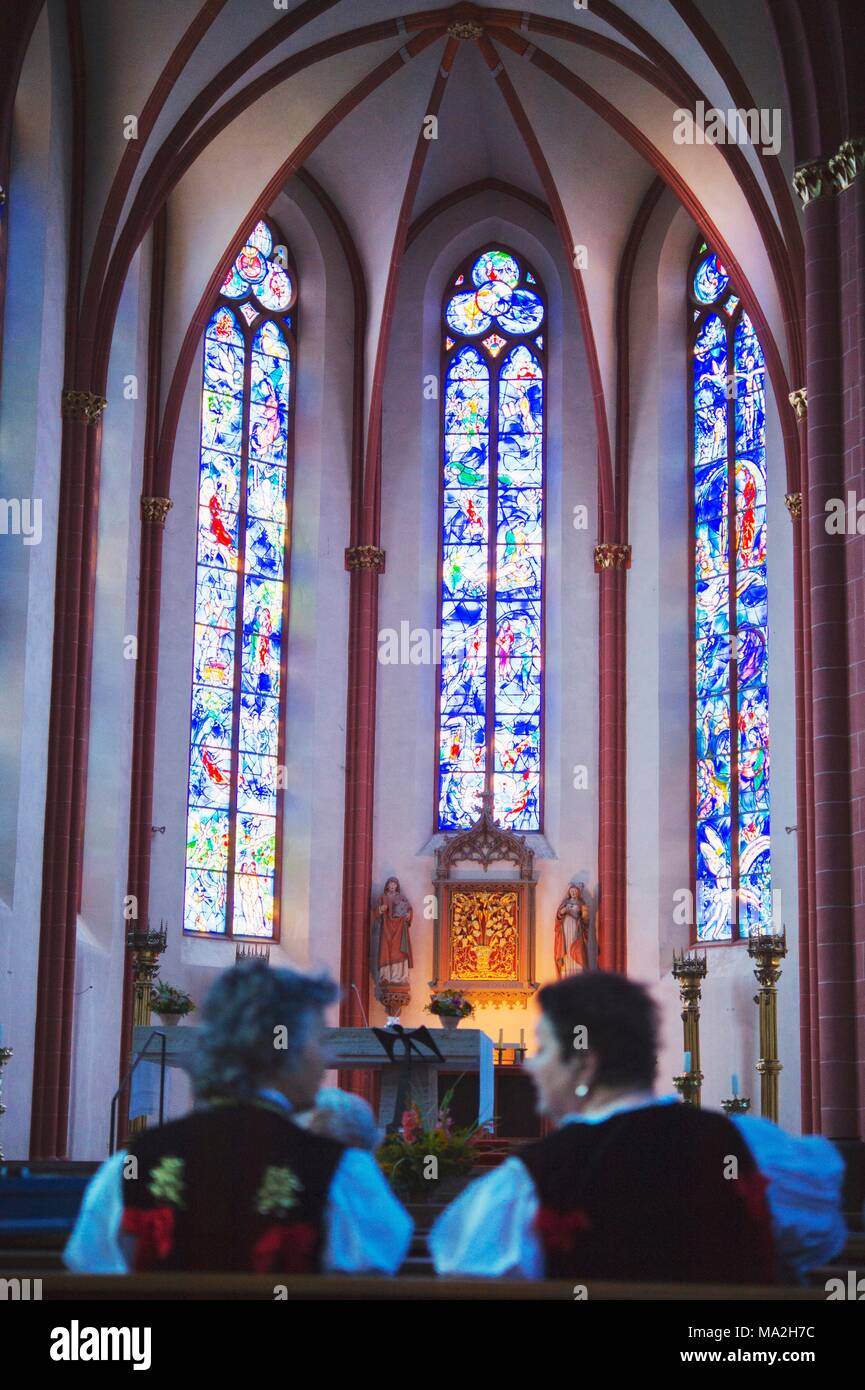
[147,1155,186,1209]
[255,1165,304,1217]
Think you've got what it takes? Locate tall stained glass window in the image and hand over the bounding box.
[437,246,545,832]
[690,242,770,941]
[183,219,296,939]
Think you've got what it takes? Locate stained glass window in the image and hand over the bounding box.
[437,247,545,832]
[183,219,296,938]
[690,244,770,941]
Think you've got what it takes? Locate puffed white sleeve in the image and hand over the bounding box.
[733,1113,847,1280]
[63,1149,130,1274]
[428,1157,544,1278]
[323,1148,414,1274]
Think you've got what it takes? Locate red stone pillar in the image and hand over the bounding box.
[795,157,859,1136]
[595,544,630,973]
[339,549,384,1100]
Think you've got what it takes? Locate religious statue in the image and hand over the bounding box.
[554,882,590,977]
[371,877,413,1025]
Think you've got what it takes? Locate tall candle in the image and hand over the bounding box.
[498,1028,503,1047]
[684,1050,692,1073]
[519,1028,525,1047]
[732,1073,739,1097]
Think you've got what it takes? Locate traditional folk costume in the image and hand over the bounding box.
[64,1091,412,1275]
[430,1097,846,1284]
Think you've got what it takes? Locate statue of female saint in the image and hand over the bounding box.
[554,882,590,977]
[371,877,413,1024]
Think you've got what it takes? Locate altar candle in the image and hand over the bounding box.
[498,1028,503,1047]
[520,1028,525,1047]
[684,1050,692,1073]
[732,1073,739,1097]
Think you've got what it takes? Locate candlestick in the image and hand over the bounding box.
[671,948,707,1106]
[748,930,787,1122]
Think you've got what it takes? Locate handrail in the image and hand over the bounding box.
[108,1030,167,1154]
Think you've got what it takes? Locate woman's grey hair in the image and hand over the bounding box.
[190,960,338,1101]
[298,1088,381,1151]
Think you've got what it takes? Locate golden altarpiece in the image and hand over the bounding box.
[430,799,538,1008]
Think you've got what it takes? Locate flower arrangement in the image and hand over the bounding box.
[425,990,474,1019]
[376,1086,481,1201]
[150,982,195,1018]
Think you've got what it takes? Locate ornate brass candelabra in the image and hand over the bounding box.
[127,921,168,1028]
[748,930,786,1122]
[672,948,707,1106]
[721,1095,752,1115]
[0,1046,12,1161]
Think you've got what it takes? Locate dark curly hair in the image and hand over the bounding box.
[537,971,658,1091]
[190,960,338,1101]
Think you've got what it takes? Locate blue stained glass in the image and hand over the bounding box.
[440,713,486,771]
[246,460,287,524]
[198,502,238,569]
[204,337,244,397]
[494,771,539,829]
[202,388,242,454]
[239,693,280,757]
[184,870,227,935]
[188,745,232,809]
[245,518,285,580]
[185,220,293,939]
[442,546,488,601]
[199,449,241,513]
[443,489,488,546]
[693,253,729,303]
[193,622,234,689]
[694,255,770,941]
[195,567,237,629]
[237,753,277,815]
[437,251,544,831]
[190,686,233,749]
[439,770,485,830]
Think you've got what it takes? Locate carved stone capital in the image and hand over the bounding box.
[829,137,865,192]
[140,495,173,527]
[345,544,385,573]
[593,542,631,572]
[61,388,108,423]
[784,492,802,520]
[793,160,831,207]
[788,387,807,420]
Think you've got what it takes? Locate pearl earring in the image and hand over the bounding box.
[575,1083,589,1098]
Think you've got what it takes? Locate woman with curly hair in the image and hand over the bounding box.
[65,961,411,1276]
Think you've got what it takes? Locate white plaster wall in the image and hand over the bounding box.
[627,196,801,1131]
[0,6,69,1159]
[373,194,598,1050]
[145,180,353,1105]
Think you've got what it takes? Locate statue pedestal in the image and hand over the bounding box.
[131,1025,495,1130]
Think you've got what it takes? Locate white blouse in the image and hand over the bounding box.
[429,1096,847,1282]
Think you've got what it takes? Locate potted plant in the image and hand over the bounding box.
[425,989,474,1030]
[150,982,195,1027]
[377,1088,482,1202]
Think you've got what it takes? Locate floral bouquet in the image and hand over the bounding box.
[425,990,474,1019]
[377,1086,482,1202]
[150,982,196,1019]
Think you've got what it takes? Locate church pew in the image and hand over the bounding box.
[19,1271,830,1300]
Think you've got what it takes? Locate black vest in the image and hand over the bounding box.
[519,1104,777,1284]
[122,1101,344,1273]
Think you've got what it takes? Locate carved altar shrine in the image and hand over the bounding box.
[431,798,538,1009]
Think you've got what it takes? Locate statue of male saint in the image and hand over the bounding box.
[554,882,590,977]
[371,877,413,1025]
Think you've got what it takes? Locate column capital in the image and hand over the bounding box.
[593,542,631,572]
[140,495,173,527]
[788,386,807,420]
[61,388,107,423]
[345,544,385,573]
[828,136,865,193]
[785,492,802,520]
[793,159,831,207]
